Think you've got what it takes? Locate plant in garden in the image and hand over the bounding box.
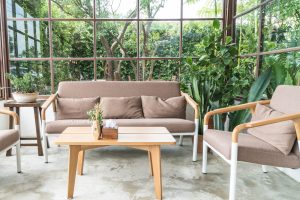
[6,73,41,93]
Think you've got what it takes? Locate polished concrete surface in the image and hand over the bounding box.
[1,137,299,200]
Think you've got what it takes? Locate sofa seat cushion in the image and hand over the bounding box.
[114,118,195,133]
[100,97,143,119]
[0,129,19,151]
[141,96,186,119]
[46,119,91,133]
[57,97,100,120]
[204,129,300,168]
[248,103,296,155]
[46,118,195,134]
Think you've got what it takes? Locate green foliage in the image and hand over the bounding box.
[228,68,272,130]
[6,72,40,93]
[87,103,103,125]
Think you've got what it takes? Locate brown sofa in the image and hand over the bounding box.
[41,81,199,163]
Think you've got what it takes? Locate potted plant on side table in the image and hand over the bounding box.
[6,72,40,103]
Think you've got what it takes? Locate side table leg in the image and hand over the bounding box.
[77,150,85,175]
[6,107,14,156]
[34,107,43,156]
[150,145,162,200]
[148,150,153,176]
[68,145,81,199]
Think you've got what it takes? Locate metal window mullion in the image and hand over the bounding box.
[233,0,273,19]
[93,0,97,80]
[48,0,54,93]
[136,0,140,81]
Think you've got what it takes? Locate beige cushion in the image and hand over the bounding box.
[204,129,300,168]
[248,103,296,155]
[46,119,91,133]
[0,129,19,151]
[270,85,300,114]
[58,81,181,98]
[46,118,195,134]
[57,97,100,120]
[100,97,143,119]
[141,96,186,119]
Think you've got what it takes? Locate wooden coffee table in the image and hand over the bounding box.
[55,127,176,200]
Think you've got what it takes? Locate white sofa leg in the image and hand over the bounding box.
[202,125,208,173]
[42,120,48,163]
[179,135,183,146]
[15,125,21,173]
[229,143,238,200]
[192,119,199,161]
[262,165,267,173]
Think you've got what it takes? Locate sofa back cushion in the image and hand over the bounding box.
[248,103,296,155]
[141,96,186,119]
[57,81,181,98]
[270,85,300,114]
[100,97,143,119]
[57,97,100,120]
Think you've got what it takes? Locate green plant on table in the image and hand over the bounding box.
[87,103,103,125]
[6,72,40,93]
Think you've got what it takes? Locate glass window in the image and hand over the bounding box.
[140,0,181,19]
[51,0,93,18]
[183,0,223,18]
[96,0,137,18]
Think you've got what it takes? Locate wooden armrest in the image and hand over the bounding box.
[232,112,300,143]
[41,93,57,120]
[181,92,199,119]
[0,109,19,125]
[204,100,271,125]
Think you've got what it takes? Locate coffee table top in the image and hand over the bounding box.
[55,127,176,146]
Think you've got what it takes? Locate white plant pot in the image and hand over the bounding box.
[12,92,39,103]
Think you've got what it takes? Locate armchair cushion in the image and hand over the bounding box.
[57,97,100,120]
[204,129,300,168]
[248,103,296,155]
[0,130,19,151]
[141,96,186,119]
[100,97,143,119]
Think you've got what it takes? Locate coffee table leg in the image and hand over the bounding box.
[150,145,162,200]
[68,145,81,199]
[148,150,153,176]
[77,150,85,175]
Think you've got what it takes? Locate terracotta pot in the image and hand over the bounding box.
[12,92,38,103]
[192,135,203,153]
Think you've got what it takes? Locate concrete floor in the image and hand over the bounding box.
[0,138,299,200]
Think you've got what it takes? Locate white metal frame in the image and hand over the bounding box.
[0,125,21,173]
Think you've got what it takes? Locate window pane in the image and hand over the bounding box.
[140,21,180,57]
[97,60,138,81]
[140,60,180,81]
[96,0,137,18]
[9,61,51,94]
[140,0,180,19]
[96,22,137,58]
[262,0,300,52]
[235,10,259,55]
[183,21,215,56]
[183,0,223,18]
[54,60,94,89]
[8,21,49,58]
[236,0,261,14]
[51,0,93,18]
[6,0,48,18]
[52,21,93,57]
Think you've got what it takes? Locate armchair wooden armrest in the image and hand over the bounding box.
[41,93,58,121]
[181,92,199,119]
[232,113,300,143]
[204,100,271,125]
[0,109,19,125]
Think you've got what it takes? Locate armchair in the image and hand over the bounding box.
[0,109,21,173]
[202,85,300,200]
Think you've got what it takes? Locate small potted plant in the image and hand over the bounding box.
[87,103,103,140]
[6,72,39,103]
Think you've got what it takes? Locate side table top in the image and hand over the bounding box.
[4,99,45,107]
